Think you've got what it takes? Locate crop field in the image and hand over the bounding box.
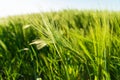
[0,10,120,80]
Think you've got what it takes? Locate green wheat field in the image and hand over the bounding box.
[0,10,120,80]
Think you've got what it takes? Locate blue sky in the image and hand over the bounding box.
[0,0,120,17]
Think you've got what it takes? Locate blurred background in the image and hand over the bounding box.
[0,0,120,17]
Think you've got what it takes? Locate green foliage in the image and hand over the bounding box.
[0,10,120,80]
